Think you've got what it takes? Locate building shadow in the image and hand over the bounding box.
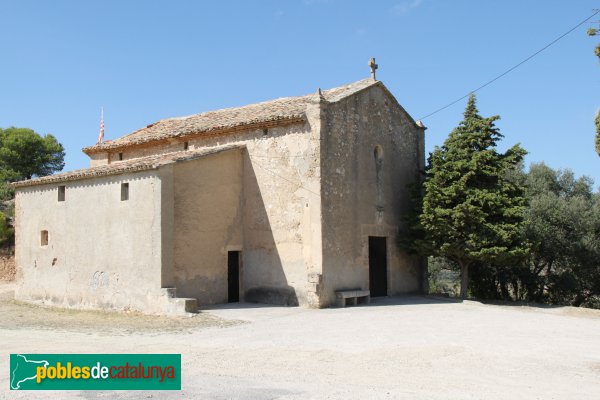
[239,150,299,307]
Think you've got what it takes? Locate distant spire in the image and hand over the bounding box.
[369,57,378,81]
[97,107,104,144]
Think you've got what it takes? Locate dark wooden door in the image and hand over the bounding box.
[369,237,388,297]
[227,251,240,303]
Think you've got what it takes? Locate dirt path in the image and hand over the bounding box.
[1,282,600,399]
[0,254,14,281]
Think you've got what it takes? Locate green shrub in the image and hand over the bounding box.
[0,181,13,201]
[428,257,460,296]
[0,212,13,246]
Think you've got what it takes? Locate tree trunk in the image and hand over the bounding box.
[512,280,519,301]
[572,293,586,307]
[500,282,510,300]
[460,262,470,299]
[538,262,553,301]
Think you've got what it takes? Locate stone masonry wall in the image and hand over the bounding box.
[319,84,425,306]
[159,98,324,307]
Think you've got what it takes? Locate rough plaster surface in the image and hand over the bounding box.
[320,85,425,305]
[158,119,324,307]
[170,150,243,304]
[14,171,168,313]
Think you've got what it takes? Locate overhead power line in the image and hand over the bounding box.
[418,9,600,121]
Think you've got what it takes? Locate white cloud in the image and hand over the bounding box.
[390,0,423,16]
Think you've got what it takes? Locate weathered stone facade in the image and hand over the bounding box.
[13,78,426,314]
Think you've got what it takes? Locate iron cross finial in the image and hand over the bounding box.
[369,57,378,80]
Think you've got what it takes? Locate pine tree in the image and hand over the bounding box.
[418,94,528,298]
[0,127,65,181]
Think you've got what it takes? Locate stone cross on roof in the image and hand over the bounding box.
[369,57,378,81]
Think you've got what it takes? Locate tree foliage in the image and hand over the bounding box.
[596,110,600,156]
[588,26,600,60]
[466,164,600,307]
[0,181,14,201]
[589,24,600,155]
[0,212,13,246]
[414,94,528,298]
[521,164,600,306]
[0,127,65,181]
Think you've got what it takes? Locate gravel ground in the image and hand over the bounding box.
[1,282,599,399]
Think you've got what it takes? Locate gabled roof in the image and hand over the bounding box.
[13,145,243,188]
[82,78,379,154]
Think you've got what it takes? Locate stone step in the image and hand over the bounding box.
[167,297,198,315]
[161,287,197,315]
[162,287,177,298]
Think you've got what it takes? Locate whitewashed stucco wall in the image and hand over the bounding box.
[14,170,167,313]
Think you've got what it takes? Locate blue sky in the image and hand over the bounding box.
[1,0,599,185]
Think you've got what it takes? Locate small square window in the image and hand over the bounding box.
[58,186,65,202]
[40,230,49,246]
[118,153,123,161]
[121,182,129,201]
[184,141,189,150]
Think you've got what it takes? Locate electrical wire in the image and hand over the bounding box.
[418,10,600,121]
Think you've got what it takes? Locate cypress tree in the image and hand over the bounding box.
[418,94,528,298]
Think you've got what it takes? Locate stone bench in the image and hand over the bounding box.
[335,290,370,307]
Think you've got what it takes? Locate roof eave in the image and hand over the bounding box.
[82,115,306,155]
[11,164,158,189]
[14,145,245,189]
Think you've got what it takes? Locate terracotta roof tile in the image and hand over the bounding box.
[13,145,243,188]
[15,79,380,188]
[82,78,377,154]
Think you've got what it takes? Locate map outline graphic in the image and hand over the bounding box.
[10,354,49,390]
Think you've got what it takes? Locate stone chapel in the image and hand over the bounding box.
[13,76,426,314]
